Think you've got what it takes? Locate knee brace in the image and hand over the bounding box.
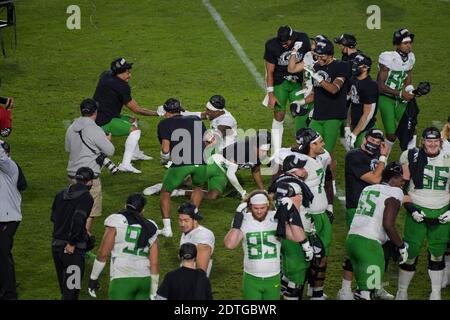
[399,257,418,272]
[428,253,445,271]
[342,257,353,272]
[281,274,304,300]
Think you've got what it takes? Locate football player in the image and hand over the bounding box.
[346,162,408,300]
[344,54,379,149]
[337,129,389,300]
[396,127,450,300]
[87,193,160,300]
[145,98,208,237]
[268,155,314,300]
[377,28,416,155]
[224,190,313,300]
[178,202,215,277]
[263,25,311,153]
[288,34,327,132]
[441,115,450,153]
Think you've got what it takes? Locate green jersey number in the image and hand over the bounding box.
[246,231,278,260]
[122,226,149,257]
[385,70,407,91]
[355,190,381,217]
[316,168,324,194]
[423,165,449,191]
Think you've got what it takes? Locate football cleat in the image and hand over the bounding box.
[374,287,394,300]
[395,290,408,300]
[118,163,142,174]
[143,183,163,196]
[336,288,354,300]
[132,151,153,161]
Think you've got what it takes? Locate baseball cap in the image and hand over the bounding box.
[80,98,98,116]
[179,242,197,260]
[422,127,441,139]
[352,53,372,68]
[277,25,293,44]
[75,167,95,182]
[111,57,133,75]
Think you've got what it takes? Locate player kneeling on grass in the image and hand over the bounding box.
[346,162,408,300]
[224,190,313,300]
[88,193,160,300]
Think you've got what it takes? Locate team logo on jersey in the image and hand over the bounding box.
[350,85,360,104]
[277,51,303,66]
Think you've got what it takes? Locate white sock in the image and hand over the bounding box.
[271,119,284,153]
[428,269,443,293]
[445,256,450,276]
[133,141,141,156]
[162,218,171,230]
[398,269,415,292]
[171,189,187,197]
[407,135,417,150]
[385,139,395,157]
[341,279,352,292]
[122,130,141,166]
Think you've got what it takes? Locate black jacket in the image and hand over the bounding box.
[51,183,93,247]
[396,98,419,151]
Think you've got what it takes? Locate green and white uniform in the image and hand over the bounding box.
[210,111,237,150]
[378,51,415,135]
[104,214,159,300]
[294,51,315,132]
[241,210,281,300]
[347,184,404,291]
[400,150,450,258]
[180,225,215,277]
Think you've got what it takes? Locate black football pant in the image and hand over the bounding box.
[0,221,20,300]
[52,245,85,300]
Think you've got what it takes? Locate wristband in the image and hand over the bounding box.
[266,86,274,93]
[378,155,387,165]
[90,259,106,280]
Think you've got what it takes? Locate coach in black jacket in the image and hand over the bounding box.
[51,167,94,300]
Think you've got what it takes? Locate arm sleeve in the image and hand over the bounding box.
[226,162,246,195]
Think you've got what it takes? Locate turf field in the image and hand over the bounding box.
[1,0,450,300]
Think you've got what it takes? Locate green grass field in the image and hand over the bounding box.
[1,0,450,300]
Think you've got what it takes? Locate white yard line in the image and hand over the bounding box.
[202,0,347,206]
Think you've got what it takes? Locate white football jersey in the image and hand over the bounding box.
[443,140,450,154]
[241,210,281,278]
[400,150,450,209]
[104,214,158,280]
[378,51,415,93]
[180,225,215,277]
[349,184,404,244]
[211,111,237,149]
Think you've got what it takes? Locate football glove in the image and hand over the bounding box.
[412,81,431,97]
[325,209,335,224]
[398,242,409,264]
[88,279,100,298]
[280,197,294,211]
[344,127,357,149]
[304,66,324,84]
[438,211,450,224]
[300,239,314,262]
[293,41,303,51]
[289,100,308,117]
[411,210,425,223]
[156,105,166,117]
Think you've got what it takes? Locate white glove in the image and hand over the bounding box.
[304,66,323,84]
[159,227,173,238]
[344,126,352,141]
[399,242,409,264]
[411,210,425,223]
[347,132,357,149]
[240,190,247,200]
[301,240,314,262]
[156,105,166,117]
[281,197,294,210]
[293,41,303,51]
[438,211,450,224]
[236,202,248,213]
[262,93,269,107]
